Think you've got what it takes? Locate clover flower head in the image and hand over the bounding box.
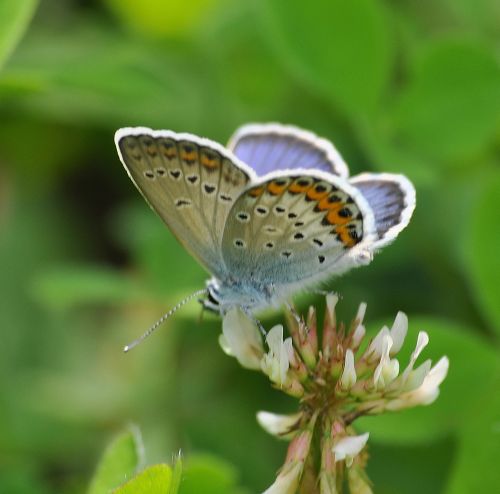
[220,295,449,493]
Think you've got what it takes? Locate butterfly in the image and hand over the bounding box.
[115,123,415,343]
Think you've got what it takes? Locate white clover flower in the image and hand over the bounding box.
[389,311,408,355]
[385,356,449,410]
[363,326,391,363]
[261,325,293,387]
[256,411,302,439]
[262,423,314,494]
[218,295,449,493]
[219,307,264,370]
[262,462,303,494]
[332,432,370,467]
[373,334,399,390]
[351,323,366,349]
[340,349,357,390]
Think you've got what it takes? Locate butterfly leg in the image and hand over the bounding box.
[241,306,267,337]
[284,300,301,325]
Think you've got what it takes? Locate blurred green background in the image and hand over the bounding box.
[0,0,499,492]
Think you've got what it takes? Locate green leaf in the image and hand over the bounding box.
[179,455,245,494]
[31,265,151,311]
[357,317,498,444]
[368,437,455,494]
[394,39,500,162]
[462,171,500,334]
[88,427,144,494]
[111,203,205,295]
[444,362,500,493]
[0,0,38,70]
[113,464,172,494]
[355,118,439,186]
[169,455,182,494]
[0,22,203,128]
[104,0,221,38]
[261,0,392,116]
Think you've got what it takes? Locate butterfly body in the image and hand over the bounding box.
[115,123,415,316]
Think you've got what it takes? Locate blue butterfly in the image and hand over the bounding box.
[115,123,415,348]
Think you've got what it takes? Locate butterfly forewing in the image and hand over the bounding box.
[115,128,254,276]
[221,172,376,287]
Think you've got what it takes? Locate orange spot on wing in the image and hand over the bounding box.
[317,197,343,212]
[181,151,197,161]
[288,182,311,194]
[201,155,218,169]
[267,181,287,196]
[336,226,356,247]
[325,209,351,226]
[163,148,177,159]
[249,186,264,197]
[306,188,329,201]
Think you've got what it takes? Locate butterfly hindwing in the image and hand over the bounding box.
[221,171,376,288]
[228,123,349,178]
[115,127,255,276]
[350,173,416,249]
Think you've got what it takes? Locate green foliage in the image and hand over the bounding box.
[0,0,38,70]
[444,366,500,492]
[179,455,246,494]
[89,434,246,494]
[463,171,500,334]
[0,0,499,492]
[113,465,172,494]
[104,0,221,39]
[32,265,149,311]
[261,0,392,116]
[394,39,500,162]
[88,427,144,494]
[169,455,183,494]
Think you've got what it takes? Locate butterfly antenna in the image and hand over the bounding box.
[123,288,208,353]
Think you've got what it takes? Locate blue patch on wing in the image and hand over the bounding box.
[228,124,349,177]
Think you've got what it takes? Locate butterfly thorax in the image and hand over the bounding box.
[204,276,276,314]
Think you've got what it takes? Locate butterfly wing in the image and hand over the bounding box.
[115,127,256,277]
[227,123,349,178]
[221,171,377,294]
[350,173,416,249]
